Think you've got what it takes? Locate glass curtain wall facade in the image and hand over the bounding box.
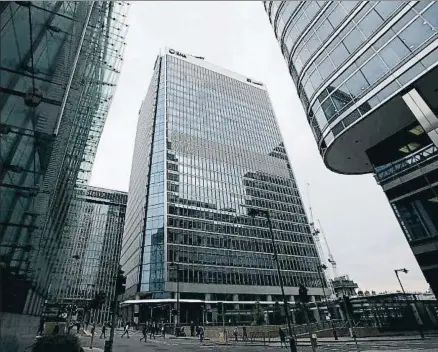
[51,186,127,324]
[121,48,325,312]
[0,2,129,315]
[264,1,438,295]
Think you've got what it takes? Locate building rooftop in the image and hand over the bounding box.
[162,47,267,91]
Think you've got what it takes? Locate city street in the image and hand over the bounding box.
[78,329,438,352]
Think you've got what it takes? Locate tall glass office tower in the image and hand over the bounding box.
[265,1,438,295]
[0,2,129,318]
[121,48,326,325]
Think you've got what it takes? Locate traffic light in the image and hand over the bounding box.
[116,267,126,295]
[90,291,106,309]
[298,284,309,303]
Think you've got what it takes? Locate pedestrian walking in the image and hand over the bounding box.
[242,326,248,342]
[90,323,96,349]
[199,326,204,343]
[161,324,165,338]
[100,324,106,339]
[150,322,155,339]
[76,321,81,334]
[53,324,60,335]
[140,324,148,342]
[121,322,130,338]
[279,327,286,348]
[37,317,45,336]
[190,321,195,337]
[233,327,238,342]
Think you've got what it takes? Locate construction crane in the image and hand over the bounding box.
[318,219,339,279]
[306,183,324,260]
[306,183,336,297]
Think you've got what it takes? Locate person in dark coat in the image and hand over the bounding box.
[242,326,248,342]
[100,323,106,339]
[37,317,45,335]
[140,324,148,342]
[279,327,286,348]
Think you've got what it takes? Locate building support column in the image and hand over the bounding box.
[290,296,296,324]
[233,294,239,311]
[173,292,179,326]
[134,294,140,326]
[402,88,438,147]
[311,296,321,322]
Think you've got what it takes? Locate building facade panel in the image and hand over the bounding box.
[0,2,129,315]
[120,57,163,297]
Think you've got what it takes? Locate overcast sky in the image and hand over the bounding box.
[90,1,428,293]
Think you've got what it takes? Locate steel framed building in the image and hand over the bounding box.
[0,1,129,316]
[264,1,438,296]
[121,48,327,325]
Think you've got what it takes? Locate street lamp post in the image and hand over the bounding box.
[394,268,424,339]
[248,208,297,352]
[317,264,338,340]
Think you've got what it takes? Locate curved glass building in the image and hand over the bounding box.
[265,1,438,296]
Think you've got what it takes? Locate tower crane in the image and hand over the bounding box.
[306,184,324,260]
[318,219,339,279]
[306,183,336,296]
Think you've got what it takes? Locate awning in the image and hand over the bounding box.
[120,299,301,306]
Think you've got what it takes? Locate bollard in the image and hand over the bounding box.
[90,324,95,349]
[289,336,297,352]
[310,333,318,352]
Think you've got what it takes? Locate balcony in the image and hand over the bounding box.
[374,144,438,184]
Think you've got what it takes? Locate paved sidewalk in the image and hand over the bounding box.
[296,335,429,343]
[363,350,437,352]
[82,348,103,352]
[242,335,431,344]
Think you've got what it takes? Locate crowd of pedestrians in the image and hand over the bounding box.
[138,321,167,342]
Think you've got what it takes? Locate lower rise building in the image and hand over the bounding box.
[50,186,127,324]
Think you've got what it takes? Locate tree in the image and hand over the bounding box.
[252,300,265,326]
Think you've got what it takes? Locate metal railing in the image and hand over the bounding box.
[239,319,346,343]
[374,144,438,184]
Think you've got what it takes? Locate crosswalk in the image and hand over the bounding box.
[118,329,199,346]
